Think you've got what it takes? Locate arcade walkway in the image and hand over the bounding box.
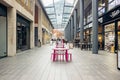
[0,44,120,80]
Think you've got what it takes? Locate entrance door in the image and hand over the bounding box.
[104,23,115,53]
[34,27,38,46]
[117,31,120,69]
[17,25,29,51]
[17,15,30,52]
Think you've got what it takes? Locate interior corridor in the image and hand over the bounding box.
[0,44,119,80]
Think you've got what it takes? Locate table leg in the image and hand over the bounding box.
[53,50,56,61]
[65,50,68,62]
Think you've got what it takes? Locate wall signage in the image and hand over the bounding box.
[103,5,120,23]
[110,10,120,18]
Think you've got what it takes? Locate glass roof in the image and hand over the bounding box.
[41,0,76,29]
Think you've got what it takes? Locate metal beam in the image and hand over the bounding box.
[47,13,56,15]
[63,13,71,14]
[64,5,73,7]
[45,6,54,8]
[63,17,69,19]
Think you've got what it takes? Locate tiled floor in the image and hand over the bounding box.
[0,44,120,80]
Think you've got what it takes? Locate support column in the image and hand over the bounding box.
[38,7,42,46]
[30,22,35,48]
[74,9,77,39]
[68,21,71,41]
[79,0,84,42]
[69,21,71,41]
[66,26,68,41]
[7,7,16,56]
[72,16,74,40]
[66,24,68,41]
[64,27,66,40]
[71,16,73,41]
[92,0,98,54]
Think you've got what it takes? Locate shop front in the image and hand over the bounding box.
[0,4,7,58]
[103,5,120,53]
[16,14,30,52]
[102,5,120,70]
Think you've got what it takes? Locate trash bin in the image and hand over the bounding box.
[38,39,41,47]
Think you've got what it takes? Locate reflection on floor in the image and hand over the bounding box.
[0,44,120,80]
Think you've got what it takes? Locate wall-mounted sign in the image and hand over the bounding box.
[103,5,120,23]
[110,10,120,18]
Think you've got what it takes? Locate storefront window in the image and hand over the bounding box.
[87,14,92,23]
[98,7,105,16]
[108,0,120,11]
[118,21,120,30]
[0,4,7,57]
[108,0,116,10]
[104,23,115,52]
[118,31,120,69]
[116,0,120,5]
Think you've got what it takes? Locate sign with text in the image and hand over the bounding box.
[103,5,120,23]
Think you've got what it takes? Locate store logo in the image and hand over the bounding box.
[110,10,120,18]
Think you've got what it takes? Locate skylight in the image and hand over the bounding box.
[41,0,76,29]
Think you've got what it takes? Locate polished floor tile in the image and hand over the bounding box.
[0,44,120,80]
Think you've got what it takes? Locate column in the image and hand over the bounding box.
[79,0,84,42]
[70,17,74,41]
[64,27,67,40]
[7,7,16,56]
[30,22,35,48]
[72,16,74,40]
[92,0,98,54]
[69,21,71,41]
[74,9,77,39]
[38,7,42,46]
[68,22,70,41]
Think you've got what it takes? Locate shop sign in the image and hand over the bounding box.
[110,10,120,18]
[103,5,120,23]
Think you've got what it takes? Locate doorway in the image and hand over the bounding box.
[34,27,38,46]
[17,15,30,52]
